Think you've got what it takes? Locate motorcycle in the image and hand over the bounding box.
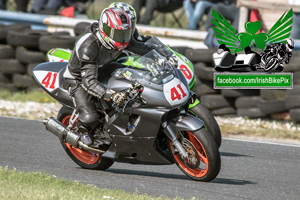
[46,37,222,148]
[33,38,221,181]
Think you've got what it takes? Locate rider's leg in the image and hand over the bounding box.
[65,79,100,145]
[73,86,99,131]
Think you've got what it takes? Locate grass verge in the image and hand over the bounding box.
[0,89,56,103]
[0,167,181,200]
[216,116,300,142]
[220,122,300,141]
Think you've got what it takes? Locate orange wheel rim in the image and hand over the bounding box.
[62,115,100,165]
[171,131,208,177]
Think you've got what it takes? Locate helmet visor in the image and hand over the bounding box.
[103,23,132,43]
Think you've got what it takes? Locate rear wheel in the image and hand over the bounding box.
[57,106,114,170]
[168,128,221,181]
[189,103,222,148]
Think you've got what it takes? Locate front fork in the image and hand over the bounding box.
[162,95,201,158]
[162,122,188,158]
[162,112,205,159]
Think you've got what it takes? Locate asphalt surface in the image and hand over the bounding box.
[1,116,300,200]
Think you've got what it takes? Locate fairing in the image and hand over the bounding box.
[32,62,74,108]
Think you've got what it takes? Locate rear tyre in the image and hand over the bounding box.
[57,106,114,170]
[168,128,221,181]
[189,103,222,148]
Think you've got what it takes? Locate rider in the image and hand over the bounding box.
[110,2,178,65]
[63,6,152,146]
[109,2,151,42]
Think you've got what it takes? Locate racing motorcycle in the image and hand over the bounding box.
[33,38,221,181]
[258,39,294,72]
[46,37,222,149]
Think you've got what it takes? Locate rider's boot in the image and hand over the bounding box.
[78,124,111,148]
[78,125,93,146]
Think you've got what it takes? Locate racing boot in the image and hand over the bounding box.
[78,125,93,146]
[78,126,111,148]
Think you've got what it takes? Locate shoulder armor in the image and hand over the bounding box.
[75,33,100,62]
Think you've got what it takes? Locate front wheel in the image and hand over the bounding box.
[189,103,222,148]
[57,106,114,170]
[168,128,221,181]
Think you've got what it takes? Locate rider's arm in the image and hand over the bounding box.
[79,41,106,99]
[126,35,153,56]
[133,28,152,42]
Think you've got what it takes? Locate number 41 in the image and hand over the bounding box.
[42,72,57,89]
[171,84,187,101]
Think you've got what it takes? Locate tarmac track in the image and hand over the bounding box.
[1,116,300,199]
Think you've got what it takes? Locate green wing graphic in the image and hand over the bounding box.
[212,9,241,53]
[267,8,293,44]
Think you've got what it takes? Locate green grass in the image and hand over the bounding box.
[0,167,184,200]
[0,89,56,103]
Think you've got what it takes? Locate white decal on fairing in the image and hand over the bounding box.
[33,71,59,92]
[163,77,189,106]
[177,57,194,84]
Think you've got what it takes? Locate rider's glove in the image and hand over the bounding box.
[168,54,178,67]
[103,89,126,105]
[111,91,126,105]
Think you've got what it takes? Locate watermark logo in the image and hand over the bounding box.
[211,8,294,89]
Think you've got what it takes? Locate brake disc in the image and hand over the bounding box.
[178,138,201,169]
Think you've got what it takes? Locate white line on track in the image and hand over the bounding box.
[223,137,300,148]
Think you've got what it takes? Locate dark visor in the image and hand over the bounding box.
[103,23,132,43]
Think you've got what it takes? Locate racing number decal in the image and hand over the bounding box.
[42,72,57,89]
[164,77,189,105]
[171,84,187,101]
[179,65,192,80]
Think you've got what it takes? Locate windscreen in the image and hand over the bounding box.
[145,36,175,59]
[134,49,175,84]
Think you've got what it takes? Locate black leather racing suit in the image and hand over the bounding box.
[63,22,152,130]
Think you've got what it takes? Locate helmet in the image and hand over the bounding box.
[285,38,294,51]
[109,2,136,31]
[99,7,133,51]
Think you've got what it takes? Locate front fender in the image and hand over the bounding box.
[167,114,204,134]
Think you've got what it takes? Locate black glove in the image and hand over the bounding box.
[103,89,126,105]
[138,35,152,42]
[168,54,178,67]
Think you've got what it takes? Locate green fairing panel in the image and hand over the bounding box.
[48,49,72,60]
[189,98,200,109]
[168,47,196,90]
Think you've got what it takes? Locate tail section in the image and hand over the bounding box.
[33,62,74,108]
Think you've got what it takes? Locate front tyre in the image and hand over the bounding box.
[57,106,114,170]
[168,128,221,181]
[189,103,222,148]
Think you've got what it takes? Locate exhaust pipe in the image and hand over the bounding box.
[43,117,105,154]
